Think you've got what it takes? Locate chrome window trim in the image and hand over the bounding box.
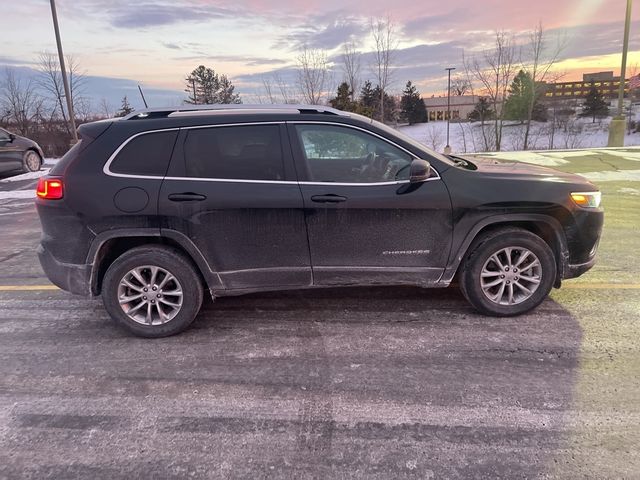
[164,176,297,185]
[102,120,441,185]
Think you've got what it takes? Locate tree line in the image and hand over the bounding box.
[2,18,635,156]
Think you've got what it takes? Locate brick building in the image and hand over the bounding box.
[542,71,630,103]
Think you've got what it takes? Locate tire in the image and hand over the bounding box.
[102,246,203,337]
[22,150,42,173]
[459,228,556,317]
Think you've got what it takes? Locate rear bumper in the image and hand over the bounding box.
[37,245,92,296]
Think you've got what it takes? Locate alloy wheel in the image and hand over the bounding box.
[480,247,542,305]
[117,266,183,325]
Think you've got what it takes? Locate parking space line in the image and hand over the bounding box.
[562,283,640,289]
[0,285,60,291]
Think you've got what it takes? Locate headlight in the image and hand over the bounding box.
[570,191,601,208]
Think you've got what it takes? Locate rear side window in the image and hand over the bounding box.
[109,131,178,176]
[183,125,284,180]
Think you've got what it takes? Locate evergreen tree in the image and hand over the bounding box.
[358,80,377,117]
[185,65,242,104]
[400,81,427,124]
[504,70,534,123]
[370,85,396,123]
[115,96,134,117]
[468,97,495,122]
[329,82,356,111]
[581,86,609,122]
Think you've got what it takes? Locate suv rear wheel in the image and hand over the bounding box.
[102,246,203,337]
[459,228,556,316]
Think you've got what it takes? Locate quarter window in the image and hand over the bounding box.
[294,124,413,183]
[110,131,178,176]
[183,125,284,180]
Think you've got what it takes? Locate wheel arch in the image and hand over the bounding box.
[87,229,223,296]
[442,214,569,286]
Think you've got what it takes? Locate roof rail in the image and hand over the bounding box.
[123,104,346,120]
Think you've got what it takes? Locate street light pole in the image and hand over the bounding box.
[444,67,456,154]
[608,0,633,147]
[49,0,77,143]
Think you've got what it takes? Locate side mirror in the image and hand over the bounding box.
[409,158,431,183]
[8,133,15,142]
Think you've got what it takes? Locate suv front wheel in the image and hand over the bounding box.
[102,246,203,337]
[460,228,556,316]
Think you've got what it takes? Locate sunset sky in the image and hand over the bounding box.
[1,0,638,106]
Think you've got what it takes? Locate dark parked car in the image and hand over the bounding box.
[0,128,44,174]
[35,105,603,337]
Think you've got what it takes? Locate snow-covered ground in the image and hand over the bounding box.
[0,158,58,200]
[398,117,640,155]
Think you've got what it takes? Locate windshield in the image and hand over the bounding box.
[347,113,456,166]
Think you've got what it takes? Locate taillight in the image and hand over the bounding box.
[36,178,64,199]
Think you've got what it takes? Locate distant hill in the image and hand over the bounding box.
[0,64,185,112]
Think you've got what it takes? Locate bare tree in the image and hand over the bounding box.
[370,16,398,121]
[424,124,444,152]
[262,73,299,104]
[451,76,472,96]
[261,77,276,104]
[296,47,329,105]
[98,97,113,118]
[464,31,518,151]
[38,52,87,134]
[521,23,565,150]
[342,41,361,102]
[0,68,44,136]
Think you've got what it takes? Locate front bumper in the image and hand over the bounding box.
[37,244,92,296]
[563,256,597,280]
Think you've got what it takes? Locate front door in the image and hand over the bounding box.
[0,129,22,173]
[159,123,311,291]
[288,122,452,286]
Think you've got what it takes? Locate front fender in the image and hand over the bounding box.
[440,213,569,285]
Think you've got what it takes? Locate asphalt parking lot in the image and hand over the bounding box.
[1,149,639,479]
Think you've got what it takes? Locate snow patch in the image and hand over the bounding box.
[473,151,570,166]
[581,170,640,182]
[618,187,640,195]
[0,169,50,183]
[0,190,35,200]
[589,148,640,162]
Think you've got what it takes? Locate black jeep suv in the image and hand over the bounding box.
[36,105,603,337]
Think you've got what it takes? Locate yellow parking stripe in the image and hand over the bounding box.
[0,283,639,292]
[562,283,640,289]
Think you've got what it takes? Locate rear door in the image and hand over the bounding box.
[288,122,452,286]
[159,122,311,291]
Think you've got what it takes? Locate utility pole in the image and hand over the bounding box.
[444,67,456,154]
[49,0,77,143]
[608,0,632,147]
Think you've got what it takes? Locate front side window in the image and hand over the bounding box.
[183,124,284,180]
[294,124,413,183]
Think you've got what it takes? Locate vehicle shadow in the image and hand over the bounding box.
[1,285,581,479]
[189,285,582,479]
